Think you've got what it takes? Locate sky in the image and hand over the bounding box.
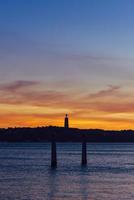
[0,0,134,129]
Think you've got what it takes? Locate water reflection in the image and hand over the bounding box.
[79,167,90,200]
[47,168,59,200]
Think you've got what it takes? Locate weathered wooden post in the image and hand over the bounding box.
[51,134,57,168]
[81,135,87,165]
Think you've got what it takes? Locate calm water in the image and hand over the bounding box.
[0,143,134,200]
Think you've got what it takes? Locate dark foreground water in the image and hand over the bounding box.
[0,143,134,200]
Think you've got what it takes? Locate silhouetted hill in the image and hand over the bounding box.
[0,126,134,142]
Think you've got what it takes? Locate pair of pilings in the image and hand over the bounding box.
[51,140,87,168]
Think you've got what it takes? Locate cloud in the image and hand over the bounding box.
[0,80,40,92]
[92,102,134,113]
[88,85,121,99]
[62,53,124,62]
[0,80,70,107]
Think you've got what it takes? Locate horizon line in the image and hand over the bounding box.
[0,125,134,132]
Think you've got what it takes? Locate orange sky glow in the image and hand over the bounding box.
[0,82,134,130]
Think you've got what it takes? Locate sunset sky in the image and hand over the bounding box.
[0,0,134,129]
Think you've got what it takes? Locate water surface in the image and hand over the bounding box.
[0,143,134,200]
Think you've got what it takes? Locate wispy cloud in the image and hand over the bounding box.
[88,85,121,99]
[62,53,128,62]
[0,80,70,107]
[0,80,40,92]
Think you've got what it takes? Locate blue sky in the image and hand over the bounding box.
[1,0,134,54]
[0,0,134,83]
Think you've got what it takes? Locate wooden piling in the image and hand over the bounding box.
[51,137,57,168]
[81,136,87,165]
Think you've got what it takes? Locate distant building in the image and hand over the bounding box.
[64,114,69,128]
